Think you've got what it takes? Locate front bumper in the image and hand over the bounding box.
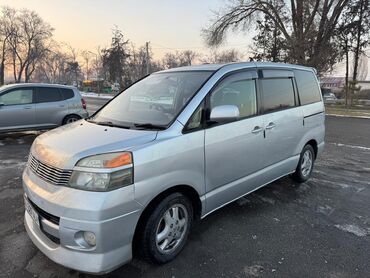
[23,168,143,274]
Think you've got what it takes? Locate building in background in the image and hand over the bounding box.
[320,77,346,93]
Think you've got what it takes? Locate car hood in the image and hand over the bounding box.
[31,120,157,169]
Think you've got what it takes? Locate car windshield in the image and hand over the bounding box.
[90,71,212,129]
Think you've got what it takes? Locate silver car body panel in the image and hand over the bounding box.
[31,120,157,169]
[0,83,88,133]
[23,62,325,273]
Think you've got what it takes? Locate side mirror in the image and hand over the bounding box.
[210,105,240,123]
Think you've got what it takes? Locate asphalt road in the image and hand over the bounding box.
[85,96,111,115]
[0,115,369,278]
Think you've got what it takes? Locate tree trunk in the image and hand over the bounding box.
[272,23,278,62]
[0,39,7,86]
[0,62,4,86]
[345,45,349,108]
[352,0,365,89]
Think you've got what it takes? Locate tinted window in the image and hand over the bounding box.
[261,78,295,113]
[210,74,257,118]
[60,88,74,100]
[35,87,61,103]
[294,70,321,105]
[0,89,33,105]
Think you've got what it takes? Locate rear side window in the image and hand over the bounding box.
[35,87,61,103]
[261,78,295,113]
[294,70,321,105]
[60,88,75,100]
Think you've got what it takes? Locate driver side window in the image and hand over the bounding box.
[210,74,257,119]
[0,88,33,106]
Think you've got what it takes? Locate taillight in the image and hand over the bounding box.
[81,98,86,110]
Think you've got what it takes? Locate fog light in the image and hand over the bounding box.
[83,231,96,246]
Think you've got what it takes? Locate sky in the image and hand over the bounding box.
[0,0,365,78]
[0,0,254,60]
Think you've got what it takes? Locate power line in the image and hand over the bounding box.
[150,42,250,51]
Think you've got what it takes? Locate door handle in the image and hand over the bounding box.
[265,122,276,130]
[252,126,263,134]
[23,106,32,110]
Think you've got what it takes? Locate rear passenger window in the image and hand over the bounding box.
[261,78,295,113]
[35,87,61,103]
[294,70,321,105]
[210,74,257,119]
[60,88,74,100]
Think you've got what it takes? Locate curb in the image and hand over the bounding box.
[326,114,370,119]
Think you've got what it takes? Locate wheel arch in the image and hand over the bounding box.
[305,139,318,158]
[132,184,202,255]
[62,113,82,125]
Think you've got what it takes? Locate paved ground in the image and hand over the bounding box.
[0,116,369,278]
[85,96,110,115]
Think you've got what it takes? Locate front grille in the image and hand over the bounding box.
[27,197,60,244]
[42,231,60,244]
[28,197,60,225]
[28,154,72,186]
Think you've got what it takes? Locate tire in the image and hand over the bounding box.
[139,193,193,264]
[292,144,315,183]
[62,115,81,125]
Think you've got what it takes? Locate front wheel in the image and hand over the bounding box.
[292,144,315,183]
[139,193,193,264]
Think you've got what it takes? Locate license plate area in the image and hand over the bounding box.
[24,196,40,227]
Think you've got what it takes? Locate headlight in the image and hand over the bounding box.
[69,152,133,191]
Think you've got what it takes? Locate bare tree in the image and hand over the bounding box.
[0,7,17,85]
[32,42,71,84]
[161,50,199,69]
[81,50,93,80]
[6,8,53,83]
[126,44,151,82]
[337,0,370,106]
[203,0,349,73]
[201,49,243,63]
[63,43,80,85]
[351,0,370,83]
[181,50,198,66]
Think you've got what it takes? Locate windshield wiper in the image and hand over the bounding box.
[86,119,131,129]
[133,123,166,130]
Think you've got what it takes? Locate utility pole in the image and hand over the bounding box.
[146,41,150,75]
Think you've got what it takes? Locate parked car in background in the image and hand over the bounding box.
[23,62,324,274]
[0,83,88,133]
[323,93,338,102]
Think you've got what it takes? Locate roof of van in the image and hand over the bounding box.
[158,62,314,73]
[0,83,76,90]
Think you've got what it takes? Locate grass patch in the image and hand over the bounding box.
[325,105,370,117]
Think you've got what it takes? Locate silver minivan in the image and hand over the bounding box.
[23,62,325,273]
[0,83,88,133]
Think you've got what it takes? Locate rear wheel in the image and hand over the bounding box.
[62,115,81,125]
[140,193,193,264]
[292,144,315,183]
